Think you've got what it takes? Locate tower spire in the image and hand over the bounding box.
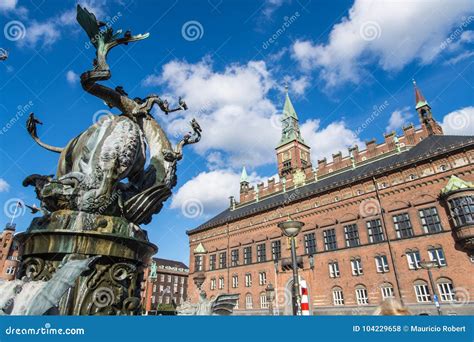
[413,79,429,110]
[411,79,443,136]
[275,88,312,177]
[240,166,248,183]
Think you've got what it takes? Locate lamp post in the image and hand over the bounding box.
[265,283,275,316]
[278,219,304,316]
[420,260,442,315]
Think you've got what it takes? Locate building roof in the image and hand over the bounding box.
[413,80,429,110]
[277,91,307,148]
[152,257,189,270]
[187,135,474,235]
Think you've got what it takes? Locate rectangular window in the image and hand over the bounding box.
[355,288,369,305]
[218,277,224,290]
[323,228,337,251]
[231,249,239,267]
[257,243,266,263]
[351,258,363,276]
[246,295,253,309]
[375,255,389,273]
[428,247,446,267]
[167,275,171,282]
[209,254,216,271]
[381,285,394,300]
[160,274,165,282]
[328,261,340,278]
[271,240,281,260]
[259,272,267,286]
[260,294,268,309]
[210,278,216,290]
[406,250,421,269]
[332,289,344,305]
[194,255,203,272]
[245,273,252,287]
[244,246,252,265]
[419,207,443,233]
[232,275,238,288]
[366,219,385,243]
[414,284,431,302]
[393,213,414,238]
[438,282,455,302]
[449,196,474,226]
[344,224,360,247]
[304,232,317,254]
[5,266,15,275]
[219,252,227,269]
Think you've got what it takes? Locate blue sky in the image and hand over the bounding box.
[0,0,473,265]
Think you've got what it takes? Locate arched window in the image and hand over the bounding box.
[245,293,253,309]
[332,286,344,306]
[380,282,394,300]
[437,277,455,302]
[413,279,431,302]
[260,292,268,309]
[355,285,368,305]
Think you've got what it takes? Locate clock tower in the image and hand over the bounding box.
[276,88,312,178]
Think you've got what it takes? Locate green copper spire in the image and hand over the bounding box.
[240,166,248,183]
[277,87,305,148]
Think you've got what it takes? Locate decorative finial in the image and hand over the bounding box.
[412,78,417,86]
[284,81,289,94]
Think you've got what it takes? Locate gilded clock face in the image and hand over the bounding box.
[283,151,290,160]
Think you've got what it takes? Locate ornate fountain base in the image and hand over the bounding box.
[16,210,157,315]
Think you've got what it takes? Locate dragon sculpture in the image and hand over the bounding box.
[23,5,201,225]
[177,291,240,316]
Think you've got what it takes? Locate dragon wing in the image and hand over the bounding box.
[211,294,240,315]
[76,5,100,47]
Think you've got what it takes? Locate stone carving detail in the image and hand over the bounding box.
[177,291,239,315]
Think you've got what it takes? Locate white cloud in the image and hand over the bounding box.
[291,0,474,87]
[289,76,310,96]
[0,178,10,192]
[170,169,270,216]
[15,0,107,48]
[147,58,280,168]
[66,70,78,85]
[262,0,287,20]
[386,107,413,133]
[444,51,474,65]
[441,106,474,135]
[0,0,18,11]
[300,119,363,162]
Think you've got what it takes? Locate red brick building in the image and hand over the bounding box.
[0,223,20,281]
[142,258,189,314]
[186,83,474,315]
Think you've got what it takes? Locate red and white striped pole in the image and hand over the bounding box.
[300,279,310,315]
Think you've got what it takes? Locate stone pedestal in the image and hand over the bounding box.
[17,210,157,315]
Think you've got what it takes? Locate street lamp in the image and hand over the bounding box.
[265,283,275,316]
[419,260,442,316]
[278,219,304,316]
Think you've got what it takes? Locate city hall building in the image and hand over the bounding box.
[186,83,474,315]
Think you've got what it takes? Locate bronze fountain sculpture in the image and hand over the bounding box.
[13,5,201,315]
